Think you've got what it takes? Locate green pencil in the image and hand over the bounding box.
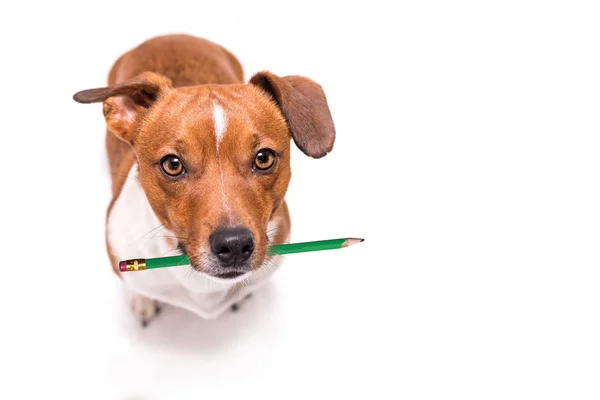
[119,237,364,272]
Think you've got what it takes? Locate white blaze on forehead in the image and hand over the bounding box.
[212,101,227,151]
[212,100,232,219]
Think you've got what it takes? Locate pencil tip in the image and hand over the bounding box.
[344,238,364,247]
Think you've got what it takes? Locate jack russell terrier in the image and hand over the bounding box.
[73,34,336,326]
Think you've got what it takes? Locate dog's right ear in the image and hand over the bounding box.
[73,72,172,143]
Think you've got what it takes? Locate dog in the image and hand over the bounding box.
[73,34,336,325]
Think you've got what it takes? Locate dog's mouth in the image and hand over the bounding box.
[212,271,246,279]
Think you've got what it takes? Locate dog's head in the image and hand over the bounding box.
[74,71,335,278]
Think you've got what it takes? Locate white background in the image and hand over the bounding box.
[1,0,599,398]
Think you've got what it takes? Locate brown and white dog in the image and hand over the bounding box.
[73,34,335,325]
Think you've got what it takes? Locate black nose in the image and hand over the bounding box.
[209,227,255,265]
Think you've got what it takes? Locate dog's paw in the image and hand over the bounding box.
[130,293,162,327]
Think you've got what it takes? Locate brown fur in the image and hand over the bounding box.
[250,72,335,158]
[104,35,244,198]
[73,34,334,278]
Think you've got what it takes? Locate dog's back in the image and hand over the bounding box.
[105,34,244,197]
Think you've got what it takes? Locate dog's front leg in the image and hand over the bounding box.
[129,292,162,327]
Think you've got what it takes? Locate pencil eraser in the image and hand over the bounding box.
[119,261,126,272]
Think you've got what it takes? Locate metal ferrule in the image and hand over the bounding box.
[124,258,146,272]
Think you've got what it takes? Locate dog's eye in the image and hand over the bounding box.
[160,155,186,177]
[254,149,277,171]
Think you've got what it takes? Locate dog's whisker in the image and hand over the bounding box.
[140,235,191,243]
[183,264,196,281]
[266,225,289,236]
[116,173,141,183]
[128,223,165,246]
[149,225,167,239]
[160,246,182,257]
[260,257,279,276]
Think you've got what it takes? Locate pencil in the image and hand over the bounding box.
[119,237,364,272]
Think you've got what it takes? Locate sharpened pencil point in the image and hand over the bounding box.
[343,238,364,247]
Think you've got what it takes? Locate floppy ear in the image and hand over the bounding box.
[73,72,172,143]
[250,71,335,158]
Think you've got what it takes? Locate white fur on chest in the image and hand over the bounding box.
[107,165,284,319]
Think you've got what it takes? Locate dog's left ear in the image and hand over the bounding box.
[250,71,335,158]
